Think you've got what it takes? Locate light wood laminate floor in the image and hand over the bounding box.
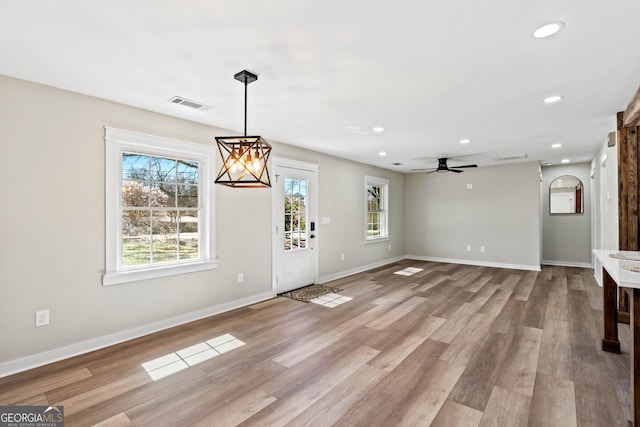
[0,261,633,426]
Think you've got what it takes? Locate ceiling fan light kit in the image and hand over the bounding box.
[214,70,272,188]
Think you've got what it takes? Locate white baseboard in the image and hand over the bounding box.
[0,291,275,379]
[318,256,405,284]
[541,259,592,268]
[405,255,541,272]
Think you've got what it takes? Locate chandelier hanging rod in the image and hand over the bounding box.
[234,70,258,137]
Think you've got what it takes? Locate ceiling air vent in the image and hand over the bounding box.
[391,162,404,166]
[168,96,211,111]
[493,154,528,162]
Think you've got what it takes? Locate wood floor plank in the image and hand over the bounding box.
[572,360,622,427]
[568,274,586,291]
[498,273,522,292]
[491,298,526,335]
[546,291,569,321]
[568,290,604,365]
[369,315,446,372]
[478,288,513,317]
[430,399,483,427]
[191,388,277,426]
[512,271,536,301]
[519,295,548,329]
[55,371,151,416]
[495,325,542,397]
[537,317,572,380]
[416,274,450,292]
[366,295,427,330]
[285,364,386,427]
[448,331,515,411]
[272,304,385,368]
[430,303,481,344]
[477,386,530,427]
[333,339,449,427]
[466,283,499,307]
[0,367,92,404]
[391,359,465,426]
[528,372,577,427]
[439,312,494,367]
[241,346,379,426]
[92,412,135,427]
[465,274,493,294]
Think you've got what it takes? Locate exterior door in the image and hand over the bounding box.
[272,158,318,293]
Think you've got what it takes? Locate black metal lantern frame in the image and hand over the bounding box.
[215,70,272,188]
[214,135,271,187]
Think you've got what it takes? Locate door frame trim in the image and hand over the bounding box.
[271,157,319,293]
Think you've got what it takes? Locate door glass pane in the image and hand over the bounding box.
[284,177,308,251]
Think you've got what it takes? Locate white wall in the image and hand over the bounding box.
[541,163,592,267]
[404,162,541,270]
[592,137,619,251]
[0,74,404,373]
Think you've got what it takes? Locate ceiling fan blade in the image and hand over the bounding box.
[411,168,437,171]
[449,169,464,173]
[424,170,438,174]
[453,164,477,168]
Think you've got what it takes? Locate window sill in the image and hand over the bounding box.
[364,236,391,245]
[103,259,219,286]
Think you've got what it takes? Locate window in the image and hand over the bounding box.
[104,128,217,286]
[365,175,389,242]
[284,177,308,251]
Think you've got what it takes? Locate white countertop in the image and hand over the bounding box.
[593,249,640,289]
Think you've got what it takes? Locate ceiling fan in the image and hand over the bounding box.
[412,157,478,174]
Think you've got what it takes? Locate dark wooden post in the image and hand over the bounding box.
[618,110,640,323]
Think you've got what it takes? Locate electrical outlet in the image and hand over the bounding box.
[237,273,244,283]
[466,245,472,252]
[466,183,473,189]
[35,310,49,327]
[341,253,345,261]
[481,246,486,252]
[388,244,391,251]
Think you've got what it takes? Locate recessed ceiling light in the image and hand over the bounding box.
[460,138,471,144]
[532,22,565,39]
[373,126,385,133]
[543,95,564,104]
[561,158,570,163]
[551,143,562,148]
[378,151,387,157]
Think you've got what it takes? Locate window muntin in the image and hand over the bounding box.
[365,176,389,241]
[121,154,200,266]
[284,177,308,251]
[104,127,216,286]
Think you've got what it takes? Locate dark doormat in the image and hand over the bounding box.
[279,284,343,303]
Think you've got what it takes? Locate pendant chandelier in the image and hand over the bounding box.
[214,70,272,188]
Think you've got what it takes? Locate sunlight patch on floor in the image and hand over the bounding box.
[310,293,353,308]
[142,333,245,381]
[394,267,424,276]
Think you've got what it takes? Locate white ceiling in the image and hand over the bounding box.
[2,1,640,172]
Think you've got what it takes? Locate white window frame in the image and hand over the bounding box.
[103,127,217,286]
[364,175,390,243]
